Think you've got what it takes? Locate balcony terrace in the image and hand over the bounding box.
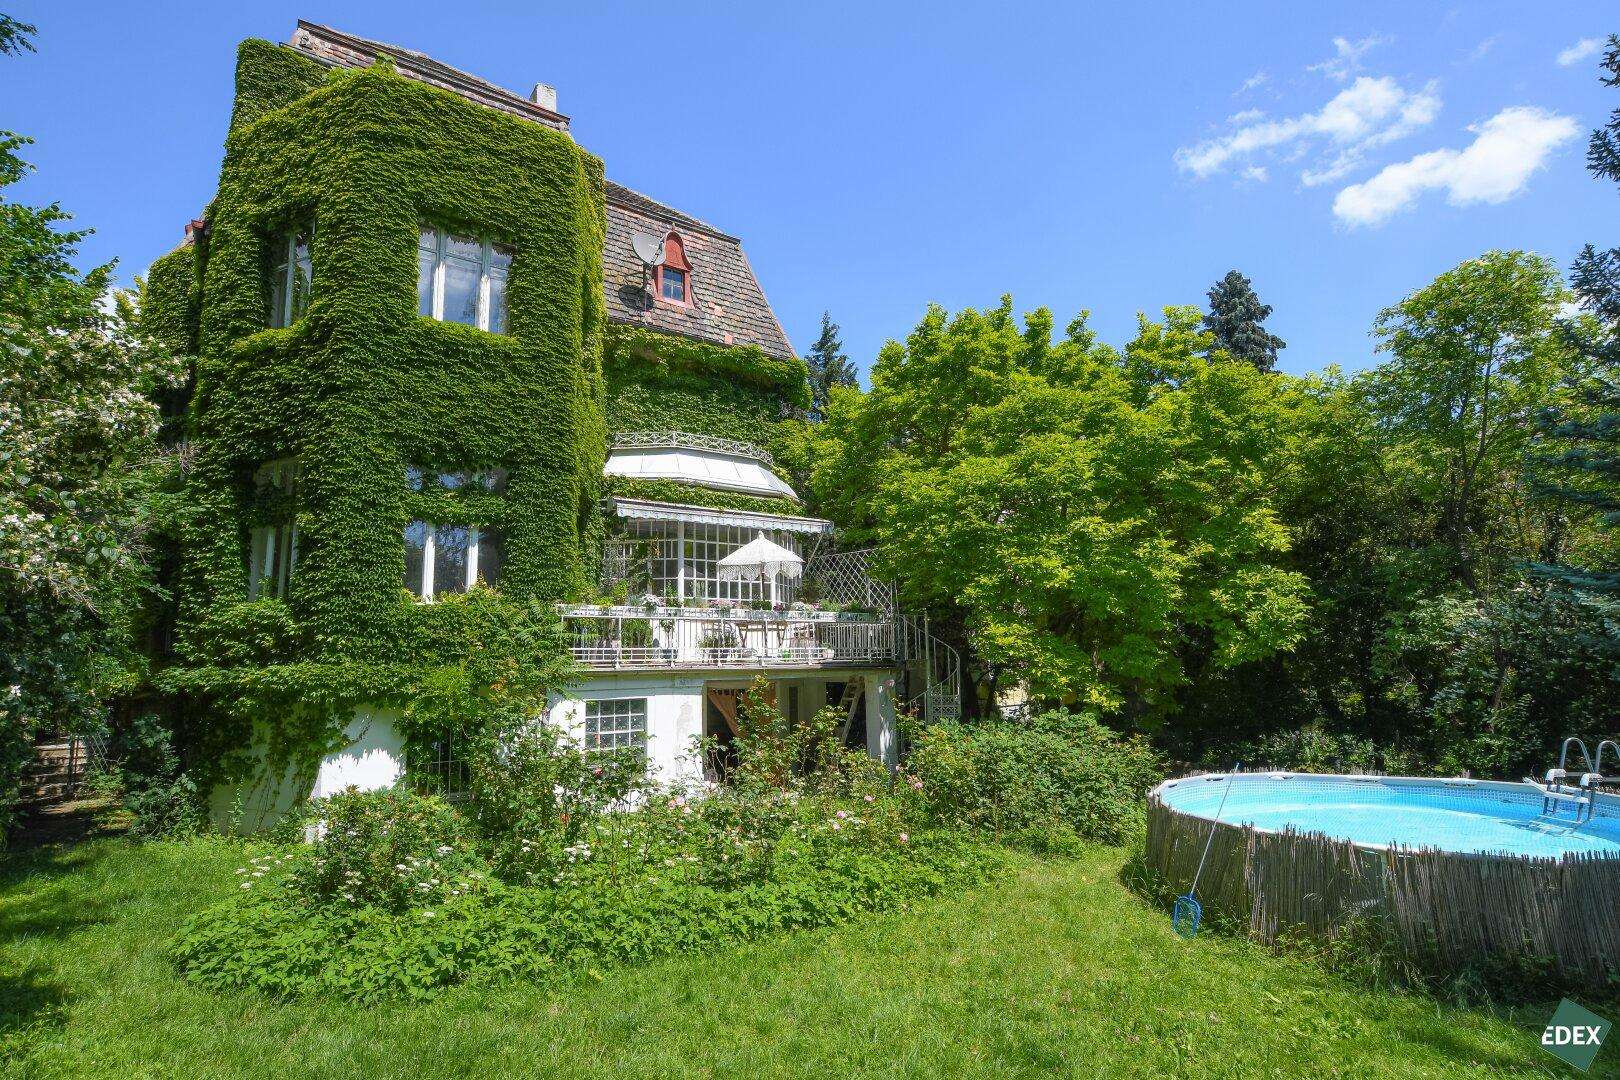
[559,604,897,670]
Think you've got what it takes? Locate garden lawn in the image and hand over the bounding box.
[0,836,1592,1078]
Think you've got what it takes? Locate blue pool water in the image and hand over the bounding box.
[1156,773,1620,859]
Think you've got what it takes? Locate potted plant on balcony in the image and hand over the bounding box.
[698,626,740,662]
[620,617,655,653]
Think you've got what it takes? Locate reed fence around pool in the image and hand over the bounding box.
[1145,793,1620,983]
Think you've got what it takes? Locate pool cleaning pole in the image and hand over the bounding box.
[1181,764,1240,928]
[1190,767,1237,889]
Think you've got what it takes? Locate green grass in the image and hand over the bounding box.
[0,836,1593,1078]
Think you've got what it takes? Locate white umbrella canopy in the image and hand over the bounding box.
[717,532,804,582]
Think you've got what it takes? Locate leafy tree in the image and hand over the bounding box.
[812,298,1309,720]
[1373,585,1620,779]
[1364,251,1578,594]
[0,14,35,57]
[802,311,858,422]
[0,20,181,837]
[1203,269,1285,373]
[1530,36,1620,596]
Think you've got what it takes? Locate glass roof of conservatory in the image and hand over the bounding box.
[604,431,797,499]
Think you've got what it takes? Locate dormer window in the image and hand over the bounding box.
[655,232,691,306]
[660,266,687,303]
[417,228,511,333]
[268,226,312,328]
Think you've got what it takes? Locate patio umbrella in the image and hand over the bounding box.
[717,532,803,583]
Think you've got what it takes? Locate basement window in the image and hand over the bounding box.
[267,227,313,328]
[403,521,504,599]
[583,698,648,754]
[417,228,511,333]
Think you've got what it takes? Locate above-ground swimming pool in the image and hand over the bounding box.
[1155,772,1620,859]
[1145,772,1620,983]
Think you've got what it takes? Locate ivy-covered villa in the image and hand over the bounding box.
[141,22,957,829]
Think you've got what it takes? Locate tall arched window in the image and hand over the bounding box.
[656,232,692,306]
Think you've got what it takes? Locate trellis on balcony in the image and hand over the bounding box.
[803,548,895,615]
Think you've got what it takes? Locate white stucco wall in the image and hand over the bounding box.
[547,675,707,787]
[311,707,406,798]
[212,670,899,833]
[209,706,406,833]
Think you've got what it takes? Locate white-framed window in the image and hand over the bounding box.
[404,521,504,599]
[583,698,648,753]
[417,228,511,333]
[248,459,299,599]
[609,519,799,604]
[268,227,312,328]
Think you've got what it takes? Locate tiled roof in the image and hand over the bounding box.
[289,22,570,131]
[284,22,796,361]
[603,183,794,359]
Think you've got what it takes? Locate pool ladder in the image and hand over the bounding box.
[1533,737,1620,824]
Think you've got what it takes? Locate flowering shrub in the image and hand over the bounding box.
[174,794,994,1001]
[171,682,1025,1002]
[275,787,487,912]
[466,721,650,885]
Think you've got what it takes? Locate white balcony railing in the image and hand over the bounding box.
[559,605,896,670]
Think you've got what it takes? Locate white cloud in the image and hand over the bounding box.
[1301,80,1441,186]
[1557,37,1605,67]
[1227,108,1265,126]
[1308,34,1389,82]
[1175,75,1440,181]
[1236,71,1269,95]
[1332,106,1579,226]
[1242,165,1269,183]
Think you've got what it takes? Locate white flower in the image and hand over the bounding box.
[240,882,252,889]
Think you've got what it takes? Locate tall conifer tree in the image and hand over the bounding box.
[1203,270,1285,372]
[804,311,857,421]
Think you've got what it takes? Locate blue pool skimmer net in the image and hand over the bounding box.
[1172,763,1239,939]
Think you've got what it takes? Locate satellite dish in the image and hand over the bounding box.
[631,231,666,266]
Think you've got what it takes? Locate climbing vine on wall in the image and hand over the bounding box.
[143,41,605,786]
[142,39,811,797]
[604,324,809,446]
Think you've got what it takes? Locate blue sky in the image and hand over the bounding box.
[3,2,1615,378]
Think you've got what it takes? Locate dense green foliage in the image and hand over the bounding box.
[603,324,808,445]
[170,690,999,1002]
[810,246,1607,777]
[1203,269,1285,372]
[127,40,618,790]
[803,310,858,421]
[108,34,820,811]
[811,299,1310,718]
[903,709,1163,847]
[0,21,182,838]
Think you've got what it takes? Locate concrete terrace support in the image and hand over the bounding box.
[865,674,897,766]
